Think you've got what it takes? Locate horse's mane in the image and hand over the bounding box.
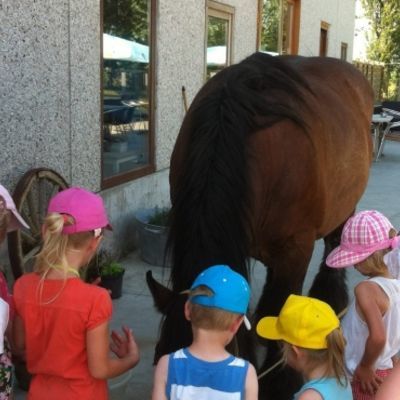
[168,52,312,290]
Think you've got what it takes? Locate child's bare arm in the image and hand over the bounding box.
[152,354,169,400]
[245,363,258,400]
[354,282,386,394]
[86,322,139,379]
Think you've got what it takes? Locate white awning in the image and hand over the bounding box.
[103,33,149,63]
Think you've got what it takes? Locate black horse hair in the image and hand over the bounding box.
[168,52,313,290]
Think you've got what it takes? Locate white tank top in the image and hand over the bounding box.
[341,276,400,374]
[384,248,400,279]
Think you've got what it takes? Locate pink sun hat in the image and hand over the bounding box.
[48,187,112,235]
[0,184,30,231]
[326,210,399,268]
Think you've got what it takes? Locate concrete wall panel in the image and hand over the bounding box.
[299,0,355,60]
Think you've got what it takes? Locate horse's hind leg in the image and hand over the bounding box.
[308,222,348,314]
[255,234,315,399]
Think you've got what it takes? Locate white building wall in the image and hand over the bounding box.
[155,0,258,170]
[299,0,356,60]
[0,0,357,259]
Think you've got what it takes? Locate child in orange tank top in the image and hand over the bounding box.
[13,187,140,400]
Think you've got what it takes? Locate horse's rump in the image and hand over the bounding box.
[152,52,373,399]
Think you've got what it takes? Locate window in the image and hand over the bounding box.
[320,21,329,57]
[341,42,348,61]
[101,0,156,188]
[258,0,300,55]
[206,1,234,80]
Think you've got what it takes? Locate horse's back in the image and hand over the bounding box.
[293,56,373,233]
[248,56,373,239]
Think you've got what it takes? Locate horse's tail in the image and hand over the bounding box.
[168,52,311,290]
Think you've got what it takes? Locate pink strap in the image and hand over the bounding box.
[392,235,400,249]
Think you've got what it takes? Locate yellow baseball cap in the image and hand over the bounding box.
[256,295,339,349]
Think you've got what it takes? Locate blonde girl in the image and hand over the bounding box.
[326,210,400,399]
[257,294,352,400]
[13,187,139,400]
[0,184,30,399]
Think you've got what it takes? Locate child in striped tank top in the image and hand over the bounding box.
[151,265,258,400]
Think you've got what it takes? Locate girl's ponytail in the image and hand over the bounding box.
[326,327,348,387]
[35,213,70,275]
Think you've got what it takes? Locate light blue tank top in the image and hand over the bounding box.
[166,348,249,400]
[294,377,353,400]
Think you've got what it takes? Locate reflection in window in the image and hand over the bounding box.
[259,0,299,55]
[259,0,280,54]
[206,1,234,80]
[102,0,152,180]
[281,0,294,55]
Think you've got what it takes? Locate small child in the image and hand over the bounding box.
[256,294,352,400]
[0,183,30,399]
[13,187,140,400]
[326,210,400,399]
[152,264,258,400]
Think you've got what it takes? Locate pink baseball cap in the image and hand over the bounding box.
[326,210,398,268]
[0,184,29,231]
[48,187,112,235]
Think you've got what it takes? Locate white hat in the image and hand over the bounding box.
[0,184,29,231]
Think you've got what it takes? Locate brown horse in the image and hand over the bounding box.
[147,52,373,399]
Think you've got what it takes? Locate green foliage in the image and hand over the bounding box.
[361,0,400,64]
[85,250,124,281]
[100,260,125,277]
[148,207,170,226]
[104,0,149,44]
[260,0,280,53]
[207,16,228,47]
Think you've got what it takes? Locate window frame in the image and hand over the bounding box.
[257,0,300,55]
[319,21,330,57]
[280,0,300,55]
[205,0,235,81]
[100,0,157,190]
[340,42,348,61]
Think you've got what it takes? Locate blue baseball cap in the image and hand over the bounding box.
[190,265,251,315]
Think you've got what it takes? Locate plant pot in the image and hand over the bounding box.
[134,208,172,267]
[100,270,125,299]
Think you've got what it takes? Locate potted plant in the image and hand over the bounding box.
[99,259,125,299]
[134,206,172,267]
[85,250,126,299]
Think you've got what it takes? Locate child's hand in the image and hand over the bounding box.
[110,325,140,366]
[354,364,383,395]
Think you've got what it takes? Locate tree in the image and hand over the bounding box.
[361,0,400,63]
[104,0,149,44]
[207,16,228,47]
[260,0,280,53]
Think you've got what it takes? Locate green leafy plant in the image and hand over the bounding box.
[147,207,170,226]
[100,260,125,277]
[85,250,124,282]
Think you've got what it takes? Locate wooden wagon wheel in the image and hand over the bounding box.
[8,168,69,279]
